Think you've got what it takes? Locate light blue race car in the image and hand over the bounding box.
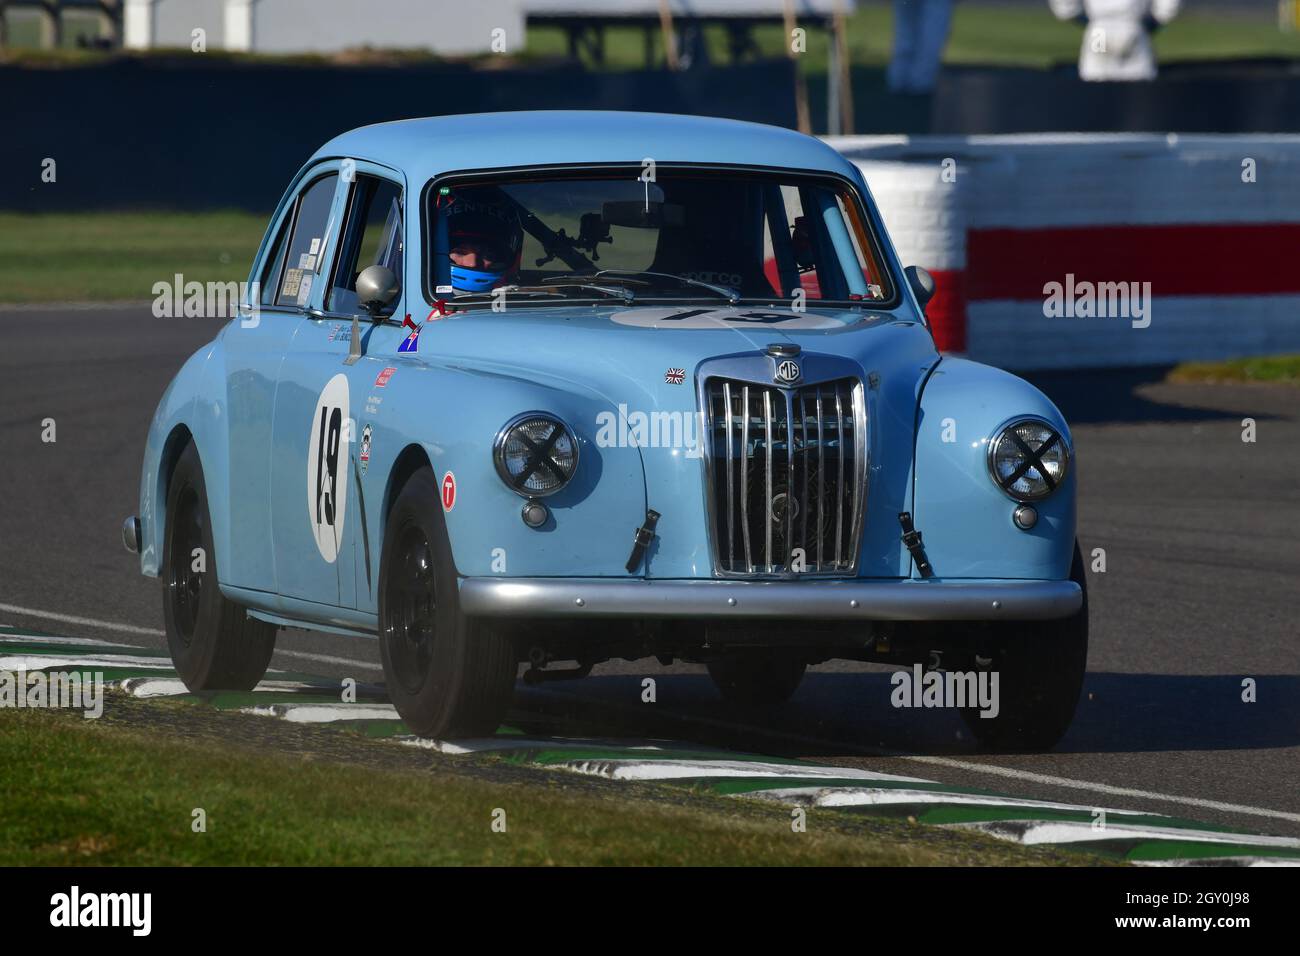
[124,111,1087,750]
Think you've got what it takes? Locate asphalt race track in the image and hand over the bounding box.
[3,306,1298,841]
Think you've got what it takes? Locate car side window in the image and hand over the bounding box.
[275,173,338,309]
[328,175,403,315]
[258,215,291,306]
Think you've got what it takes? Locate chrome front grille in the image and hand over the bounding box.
[704,376,866,576]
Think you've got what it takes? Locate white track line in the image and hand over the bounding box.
[903,754,1300,827]
[0,604,165,637]
[0,604,383,672]
[0,634,127,647]
[276,650,383,672]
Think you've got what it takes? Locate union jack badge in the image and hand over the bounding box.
[664,367,686,385]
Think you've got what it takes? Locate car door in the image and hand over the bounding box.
[266,165,358,610]
[219,165,336,596]
[317,164,408,613]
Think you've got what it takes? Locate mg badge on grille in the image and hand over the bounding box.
[774,359,801,385]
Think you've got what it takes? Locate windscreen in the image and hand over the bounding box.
[426,169,893,307]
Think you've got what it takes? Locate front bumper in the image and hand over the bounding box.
[459,577,1082,622]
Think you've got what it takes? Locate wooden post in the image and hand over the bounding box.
[834,0,854,135]
[658,0,679,71]
[39,0,63,49]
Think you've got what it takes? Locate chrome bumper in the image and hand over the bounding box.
[459,577,1082,622]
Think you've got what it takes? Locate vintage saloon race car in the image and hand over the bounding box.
[125,112,1087,750]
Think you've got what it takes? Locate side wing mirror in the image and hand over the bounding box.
[356,265,400,317]
[904,265,935,310]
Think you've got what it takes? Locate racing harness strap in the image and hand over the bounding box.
[625,509,661,573]
[898,511,935,579]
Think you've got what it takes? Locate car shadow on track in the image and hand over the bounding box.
[514,670,1300,758]
[1021,366,1287,426]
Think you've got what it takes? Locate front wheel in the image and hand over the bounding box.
[959,542,1089,752]
[378,467,516,738]
[162,442,276,691]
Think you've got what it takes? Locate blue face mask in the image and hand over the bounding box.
[450,264,506,293]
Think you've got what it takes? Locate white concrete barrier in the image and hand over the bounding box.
[828,134,1300,370]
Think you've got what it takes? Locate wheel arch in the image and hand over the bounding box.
[381,442,435,536]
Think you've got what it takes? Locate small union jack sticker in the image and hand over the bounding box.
[664,367,686,385]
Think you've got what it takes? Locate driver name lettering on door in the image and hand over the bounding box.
[306,374,351,562]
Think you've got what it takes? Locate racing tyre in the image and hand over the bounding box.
[959,541,1089,752]
[378,467,517,737]
[163,442,276,691]
[707,651,807,708]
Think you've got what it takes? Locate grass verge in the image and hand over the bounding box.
[1166,354,1300,386]
[0,211,266,304]
[0,693,1098,866]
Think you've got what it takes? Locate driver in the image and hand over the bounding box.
[445,196,524,293]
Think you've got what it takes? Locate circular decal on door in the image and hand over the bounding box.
[306,373,351,563]
[441,472,457,512]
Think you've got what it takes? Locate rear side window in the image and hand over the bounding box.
[275,173,338,308]
[328,175,404,315]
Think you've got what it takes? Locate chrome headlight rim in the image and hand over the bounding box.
[493,411,580,499]
[986,415,1071,503]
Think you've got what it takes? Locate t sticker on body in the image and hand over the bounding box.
[610,306,842,330]
[306,374,351,563]
[441,472,456,512]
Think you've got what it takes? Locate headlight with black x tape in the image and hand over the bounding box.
[987,417,1070,502]
[493,412,579,497]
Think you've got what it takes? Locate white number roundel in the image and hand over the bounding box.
[306,374,351,563]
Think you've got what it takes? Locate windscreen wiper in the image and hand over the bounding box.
[534,278,636,304]
[594,269,740,304]
[454,283,634,305]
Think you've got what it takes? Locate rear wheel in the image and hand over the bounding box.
[707,651,807,708]
[959,542,1089,752]
[378,467,516,737]
[162,442,276,691]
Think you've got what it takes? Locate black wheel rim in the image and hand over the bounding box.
[385,524,436,696]
[167,485,204,646]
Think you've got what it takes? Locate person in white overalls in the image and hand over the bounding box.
[888,0,956,94]
[1049,0,1181,81]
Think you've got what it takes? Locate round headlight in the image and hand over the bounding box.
[493,412,579,497]
[987,418,1070,502]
